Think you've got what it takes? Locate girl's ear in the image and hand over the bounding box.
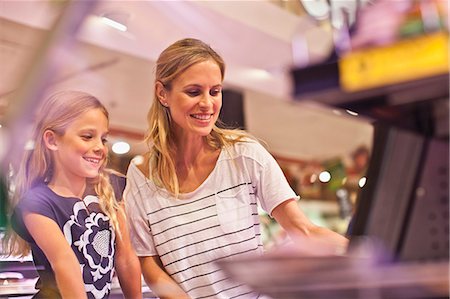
[43,130,58,151]
[155,81,168,107]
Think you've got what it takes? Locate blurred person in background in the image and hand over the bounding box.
[3,91,142,299]
[124,38,348,299]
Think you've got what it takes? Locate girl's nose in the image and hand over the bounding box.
[93,139,106,153]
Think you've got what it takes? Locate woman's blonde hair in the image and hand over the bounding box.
[145,38,254,196]
[4,90,121,256]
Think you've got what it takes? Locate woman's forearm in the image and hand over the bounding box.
[140,256,190,299]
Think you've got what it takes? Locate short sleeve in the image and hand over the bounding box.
[247,143,299,216]
[11,190,56,242]
[17,191,56,221]
[109,172,127,202]
[124,163,158,256]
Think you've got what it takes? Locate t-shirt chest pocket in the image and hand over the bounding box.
[215,185,253,233]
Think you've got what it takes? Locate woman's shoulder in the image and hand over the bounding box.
[126,155,150,179]
[226,138,270,160]
[232,137,266,150]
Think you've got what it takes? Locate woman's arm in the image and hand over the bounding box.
[115,204,143,299]
[272,199,349,254]
[24,213,87,299]
[139,255,190,299]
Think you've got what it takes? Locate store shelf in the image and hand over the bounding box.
[339,32,448,92]
[291,33,449,116]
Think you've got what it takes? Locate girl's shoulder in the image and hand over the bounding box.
[22,183,56,203]
[106,169,127,201]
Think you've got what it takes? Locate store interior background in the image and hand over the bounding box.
[0,0,385,245]
[0,0,448,297]
[1,0,449,262]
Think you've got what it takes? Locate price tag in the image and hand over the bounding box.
[339,32,449,92]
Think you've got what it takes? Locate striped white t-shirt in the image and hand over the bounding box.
[124,141,297,299]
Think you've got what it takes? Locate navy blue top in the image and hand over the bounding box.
[12,174,126,299]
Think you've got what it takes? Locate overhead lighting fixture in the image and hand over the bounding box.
[358,176,367,188]
[24,140,35,150]
[345,109,359,116]
[101,16,127,32]
[100,12,129,32]
[132,155,144,165]
[318,171,331,183]
[112,141,130,155]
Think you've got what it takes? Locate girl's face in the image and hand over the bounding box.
[50,108,109,183]
[162,59,222,140]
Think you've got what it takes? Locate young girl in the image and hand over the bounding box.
[4,91,142,298]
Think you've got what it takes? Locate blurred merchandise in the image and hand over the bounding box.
[350,0,448,50]
[339,31,448,92]
[399,0,448,37]
[340,0,449,92]
[218,238,449,299]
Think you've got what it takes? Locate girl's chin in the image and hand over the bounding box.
[86,170,101,178]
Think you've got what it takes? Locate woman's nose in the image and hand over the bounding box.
[199,93,213,107]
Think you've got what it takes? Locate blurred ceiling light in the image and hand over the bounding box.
[245,68,272,80]
[100,14,128,32]
[309,173,318,183]
[24,140,35,150]
[300,0,330,20]
[132,155,144,165]
[345,109,359,116]
[112,141,130,155]
[332,109,343,116]
[318,171,331,183]
[358,176,367,188]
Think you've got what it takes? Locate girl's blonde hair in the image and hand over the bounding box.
[4,90,121,256]
[145,38,254,196]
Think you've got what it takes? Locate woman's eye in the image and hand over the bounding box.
[210,89,221,96]
[186,90,200,97]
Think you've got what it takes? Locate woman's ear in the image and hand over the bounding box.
[43,130,58,151]
[155,81,168,107]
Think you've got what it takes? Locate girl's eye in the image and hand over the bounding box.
[81,135,92,140]
[102,138,108,144]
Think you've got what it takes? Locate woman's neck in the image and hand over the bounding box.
[174,134,208,164]
[174,142,221,194]
[176,138,218,166]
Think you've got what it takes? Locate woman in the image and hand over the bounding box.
[124,38,348,299]
[4,91,142,298]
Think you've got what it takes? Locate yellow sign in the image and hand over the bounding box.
[339,32,449,92]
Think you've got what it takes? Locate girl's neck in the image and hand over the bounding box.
[47,176,86,199]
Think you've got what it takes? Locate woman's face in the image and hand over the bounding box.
[163,59,222,140]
